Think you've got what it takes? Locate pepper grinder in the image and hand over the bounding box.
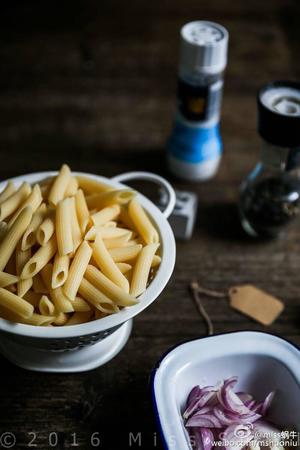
[239,81,300,238]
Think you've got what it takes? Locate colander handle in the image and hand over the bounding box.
[111,171,176,219]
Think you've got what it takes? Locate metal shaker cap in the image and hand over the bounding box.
[179,21,228,75]
[258,81,300,147]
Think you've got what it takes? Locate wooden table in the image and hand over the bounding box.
[0,0,299,448]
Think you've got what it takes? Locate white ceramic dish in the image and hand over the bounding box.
[152,331,300,450]
[0,171,176,372]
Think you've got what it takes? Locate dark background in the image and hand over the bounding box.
[0,0,299,449]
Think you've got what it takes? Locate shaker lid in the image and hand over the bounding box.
[258,80,300,147]
[179,21,228,75]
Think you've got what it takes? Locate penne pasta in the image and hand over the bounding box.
[152,254,161,267]
[86,189,135,210]
[0,181,15,203]
[16,243,32,297]
[76,175,113,194]
[130,243,159,297]
[52,254,69,289]
[8,184,42,227]
[66,310,93,326]
[39,295,55,316]
[69,196,82,251]
[116,262,132,274]
[0,287,34,318]
[103,233,132,249]
[37,216,55,246]
[53,312,68,326]
[21,203,47,251]
[0,206,33,272]
[56,198,73,256]
[78,278,118,314]
[92,234,129,292]
[21,235,57,279]
[65,176,78,197]
[0,271,18,288]
[108,244,143,262]
[128,199,159,244]
[73,296,91,312]
[75,189,90,234]
[21,313,55,326]
[63,241,92,300]
[84,225,130,241]
[85,265,137,307]
[91,204,120,227]
[48,164,72,206]
[0,182,31,221]
[103,221,117,228]
[40,264,74,313]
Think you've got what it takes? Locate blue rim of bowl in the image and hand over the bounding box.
[150,330,300,450]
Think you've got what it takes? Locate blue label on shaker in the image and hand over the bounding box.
[168,120,222,163]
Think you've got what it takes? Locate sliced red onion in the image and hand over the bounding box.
[201,428,214,450]
[218,378,253,416]
[236,392,253,403]
[213,407,241,426]
[261,391,275,415]
[187,386,201,407]
[186,412,223,428]
[184,390,218,419]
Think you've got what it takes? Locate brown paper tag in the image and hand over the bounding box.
[229,285,284,326]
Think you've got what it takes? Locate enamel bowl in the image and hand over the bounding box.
[0,171,176,372]
[151,331,300,450]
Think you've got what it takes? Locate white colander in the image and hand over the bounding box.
[0,171,176,372]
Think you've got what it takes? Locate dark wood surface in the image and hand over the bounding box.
[0,1,299,449]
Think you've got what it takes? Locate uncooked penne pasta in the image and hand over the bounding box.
[63,241,92,300]
[21,235,57,279]
[21,203,47,251]
[39,295,55,316]
[0,206,33,272]
[40,264,74,313]
[66,310,93,326]
[48,164,72,206]
[52,254,69,289]
[16,243,32,297]
[91,204,120,227]
[76,175,113,194]
[108,244,143,262]
[103,233,131,249]
[53,312,68,326]
[8,184,42,227]
[0,287,34,318]
[128,199,159,244]
[73,296,91,312]
[32,273,48,294]
[116,263,132,274]
[86,189,135,210]
[119,206,136,231]
[21,313,55,326]
[0,182,31,221]
[65,176,78,197]
[75,189,90,234]
[92,234,129,292]
[0,271,18,288]
[84,225,130,241]
[130,243,159,297]
[56,198,73,256]
[103,221,117,228]
[78,278,118,314]
[0,181,15,203]
[69,196,82,251]
[85,265,137,307]
[37,216,55,246]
